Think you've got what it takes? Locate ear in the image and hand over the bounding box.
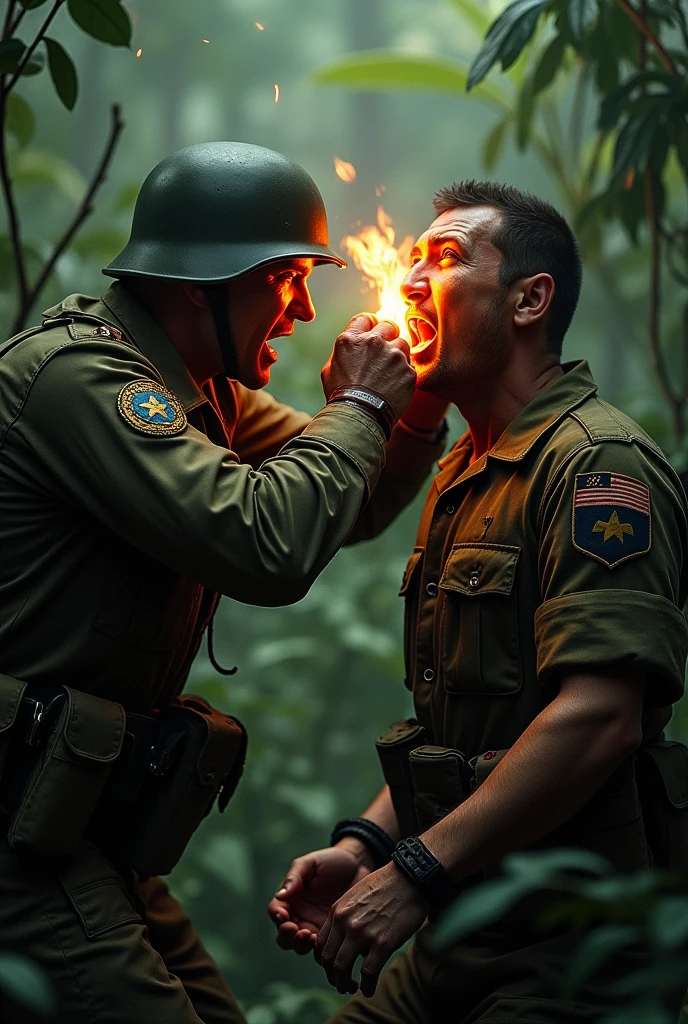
[180,280,210,310]
[512,273,554,329]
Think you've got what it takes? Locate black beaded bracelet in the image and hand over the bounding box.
[391,836,462,909]
[331,817,396,869]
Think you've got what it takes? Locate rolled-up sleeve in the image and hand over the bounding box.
[535,441,688,706]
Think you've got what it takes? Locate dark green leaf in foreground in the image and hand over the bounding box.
[0,39,26,74]
[0,951,56,1016]
[467,0,549,90]
[569,0,599,42]
[533,33,566,95]
[67,0,132,47]
[45,38,78,109]
[5,93,36,147]
[563,924,641,997]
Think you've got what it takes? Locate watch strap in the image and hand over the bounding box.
[391,836,462,909]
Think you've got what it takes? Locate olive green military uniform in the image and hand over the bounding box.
[330,361,688,1024]
[0,282,444,1023]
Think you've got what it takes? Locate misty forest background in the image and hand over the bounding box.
[2,0,688,1020]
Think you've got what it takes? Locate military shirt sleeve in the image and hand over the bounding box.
[8,339,388,607]
[535,440,688,706]
[232,385,445,542]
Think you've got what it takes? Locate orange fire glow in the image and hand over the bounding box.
[334,156,357,183]
[341,207,413,340]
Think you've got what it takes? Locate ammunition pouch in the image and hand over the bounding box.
[375,719,427,836]
[0,681,247,876]
[408,745,471,833]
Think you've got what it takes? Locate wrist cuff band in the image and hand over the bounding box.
[327,387,396,440]
[331,817,396,869]
[392,836,462,909]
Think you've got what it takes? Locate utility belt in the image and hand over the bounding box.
[0,675,247,879]
[376,718,688,878]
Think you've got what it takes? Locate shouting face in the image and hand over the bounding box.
[401,206,510,403]
[225,258,316,389]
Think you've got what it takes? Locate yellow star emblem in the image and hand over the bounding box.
[139,394,169,419]
[592,509,634,543]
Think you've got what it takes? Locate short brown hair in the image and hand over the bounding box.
[433,181,582,354]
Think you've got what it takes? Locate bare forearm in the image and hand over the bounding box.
[422,676,642,880]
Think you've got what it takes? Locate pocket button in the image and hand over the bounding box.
[469,571,481,588]
[423,668,435,682]
[425,582,438,596]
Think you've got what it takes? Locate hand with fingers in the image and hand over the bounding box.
[314,861,429,998]
[268,845,372,956]
[321,313,416,425]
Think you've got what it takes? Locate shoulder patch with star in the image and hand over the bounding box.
[117,379,187,437]
[572,472,651,568]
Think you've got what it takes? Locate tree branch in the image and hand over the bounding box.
[2,1,17,39]
[11,104,125,335]
[0,92,27,306]
[4,0,65,95]
[614,0,678,75]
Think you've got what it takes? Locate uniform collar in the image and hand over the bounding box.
[43,283,207,413]
[435,360,598,492]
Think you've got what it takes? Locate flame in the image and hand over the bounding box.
[274,83,280,103]
[135,47,143,57]
[334,156,357,183]
[341,207,413,340]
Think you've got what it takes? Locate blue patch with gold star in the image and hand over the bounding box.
[572,472,651,568]
[117,379,187,437]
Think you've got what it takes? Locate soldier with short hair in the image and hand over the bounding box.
[0,142,449,1023]
[271,181,688,1024]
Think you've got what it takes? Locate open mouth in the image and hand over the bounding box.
[407,316,437,356]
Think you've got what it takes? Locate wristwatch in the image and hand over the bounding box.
[391,836,462,909]
[327,386,396,440]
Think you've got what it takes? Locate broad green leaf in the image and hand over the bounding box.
[313,51,509,110]
[649,895,688,949]
[0,952,55,1016]
[647,0,684,25]
[18,0,51,7]
[67,0,131,47]
[503,848,610,882]
[516,73,535,149]
[433,877,535,947]
[564,924,641,997]
[11,149,86,203]
[467,0,549,90]
[70,227,128,260]
[0,39,25,74]
[45,38,78,109]
[482,115,509,171]
[532,33,566,94]
[5,93,35,148]
[599,71,676,131]
[612,100,673,180]
[569,0,599,41]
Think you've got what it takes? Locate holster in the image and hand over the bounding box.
[97,694,247,878]
[375,719,427,837]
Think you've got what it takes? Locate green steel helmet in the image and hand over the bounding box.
[103,141,346,281]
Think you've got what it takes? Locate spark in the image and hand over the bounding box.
[625,168,635,190]
[202,38,210,44]
[341,207,414,341]
[334,156,357,183]
[375,184,387,197]
[135,47,143,57]
[274,83,280,102]
[255,22,265,30]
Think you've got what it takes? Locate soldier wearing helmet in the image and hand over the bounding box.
[0,142,448,1023]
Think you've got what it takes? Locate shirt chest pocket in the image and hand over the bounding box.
[439,543,522,695]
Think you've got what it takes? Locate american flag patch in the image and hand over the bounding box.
[572,472,651,567]
[574,473,650,516]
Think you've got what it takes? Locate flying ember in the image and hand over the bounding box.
[334,156,357,183]
[341,207,413,341]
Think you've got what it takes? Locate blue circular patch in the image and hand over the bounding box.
[118,379,187,437]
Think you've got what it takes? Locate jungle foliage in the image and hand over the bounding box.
[1,0,688,1020]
